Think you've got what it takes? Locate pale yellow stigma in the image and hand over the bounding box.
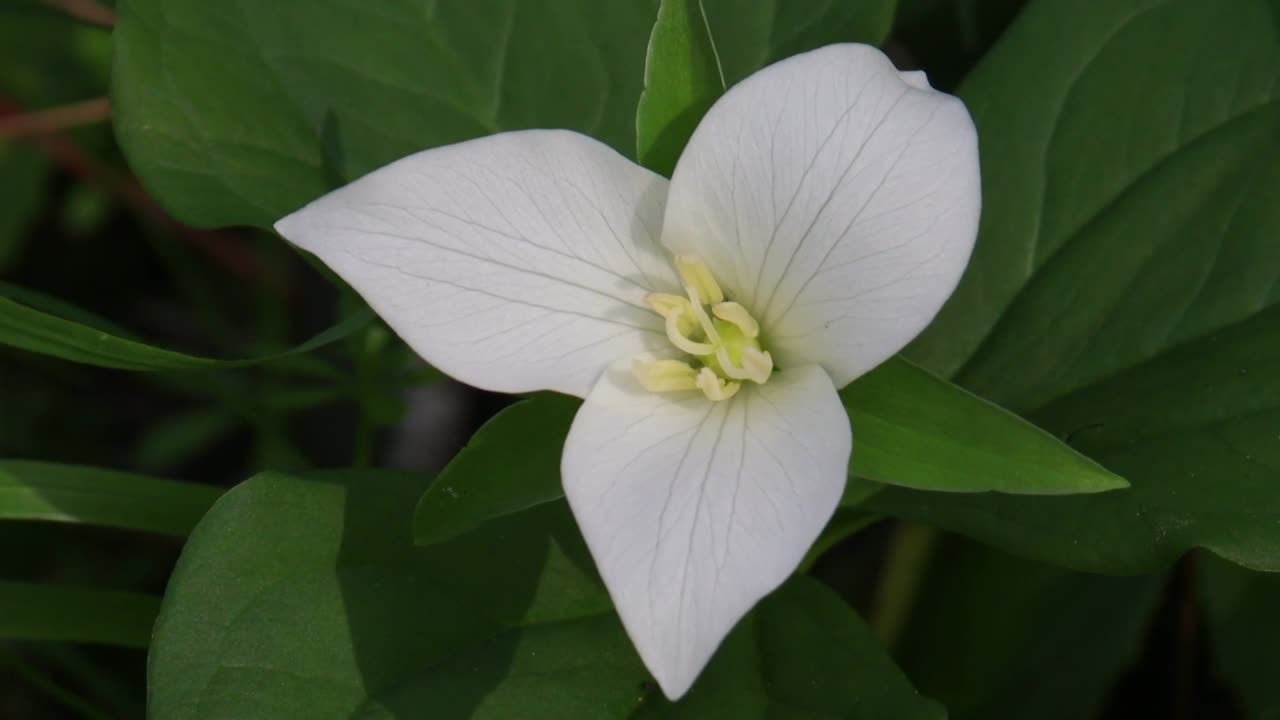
[633,256,773,402]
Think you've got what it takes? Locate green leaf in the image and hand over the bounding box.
[701,0,900,87]
[0,460,221,535]
[894,536,1164,720]
[0,581,160,648]
[152,469,941,718]
[0,293,371,371]
[414,393,578,546]
[414,357,1124,548]
[636,0,725,176]
[879,0,1280,572]
[843,357,1125,494]
[1201,554,1280,719]
[111,0,658,228]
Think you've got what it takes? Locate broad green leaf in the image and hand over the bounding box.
[635,0,725,176]
[152,470,941,719]
[894,536,1164,720]
[0,581,159,648]
[414,394,578,546]
[0,460,221,535]
[879,0,1280,572]
[415,357,1120,547]
[111,0,658,228]
[633,0,902,175]
[0,293,371,371]
[702,0,900,86]
[842,357,1125,494]
[1201,555,1280,719]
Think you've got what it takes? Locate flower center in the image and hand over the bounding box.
[633,256,774,402]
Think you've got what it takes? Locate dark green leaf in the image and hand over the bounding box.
[882,0,1280,572]
[0,581,159,648]
[636,0,725,176]
[151,469,940,718]
[1201,554,1280,719]
[843,357,1125,494]
[0,293,370,371]
[0,460,221,535]
[701,0,900,87]
[895,536,1164,720]
[111,0,658,228]
[414,393,578,546]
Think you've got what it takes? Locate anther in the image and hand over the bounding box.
[633,358,700,392]
[675,256,724,305]
[711,302,759,338]
[696,367,740,401]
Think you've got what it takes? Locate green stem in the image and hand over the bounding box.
[869,522,939,651]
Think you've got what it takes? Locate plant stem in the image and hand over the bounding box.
[869,522,938,651]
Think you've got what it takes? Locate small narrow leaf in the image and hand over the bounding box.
[0,581,160,648]
[843,357,1127,494]
[414,394,578,545]
[0,293,371,372]
[636,0,725,176]
[0,460,222,536]
[414,356,1122,549]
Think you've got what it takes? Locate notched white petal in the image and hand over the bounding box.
[275,130,680,398]
[662,44,981,387]
[562,362,850,698]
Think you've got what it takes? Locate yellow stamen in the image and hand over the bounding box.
[633,358,700,392]
[637,255,771,402]
[696,367,740,401]
[675,256,724,305]
[665,312,714,355]
[645,293,689,318]
[712,302,759,338]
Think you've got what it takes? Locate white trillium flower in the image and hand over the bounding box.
[276,44,980,699]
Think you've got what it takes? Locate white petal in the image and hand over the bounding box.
[276,130,679,397]
[562,363,850,698]
[662,44,981,387]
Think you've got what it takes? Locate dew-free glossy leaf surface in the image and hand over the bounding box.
[884,0,1280,573]
[152,470,941,719]
[0,460,221,535]
[111,0,658,228]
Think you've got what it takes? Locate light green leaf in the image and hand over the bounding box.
[636,0,725,176]
[414,357,1119,549]
[878,0,1280,572]
[0,293,371,371]
[0,460,221,535]
[894,536,1164,720]
[1201,555,1280,719]
[843,357,1125,494]
[0,581,160,648]
[111,0,658,228]
[151,470,941,718]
